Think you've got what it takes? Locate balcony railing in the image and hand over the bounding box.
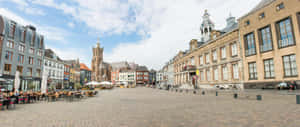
[279,38,294,48]
[183,65,196,71]
[245,48,256,56]
[260,43,272,52]
[3,71,10,75]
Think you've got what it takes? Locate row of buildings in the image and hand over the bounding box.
[110,61,155,85]
[160,0,300,89]
[0,14,92,91]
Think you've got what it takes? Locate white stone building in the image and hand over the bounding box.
[119,70,136,85]
[43,49,64,89]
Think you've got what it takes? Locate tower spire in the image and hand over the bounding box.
[96,37,100,48]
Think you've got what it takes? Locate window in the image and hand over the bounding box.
[259,26,273,52]
[206,69,211,81]
[144,77,148,80]
[17,66,23,73]
[199,55,204,65]
[28,68,32,77]
[205,53,210,64]
[248,62,257,80]
[232,63,239,80]
[231,43,238,56]
[18,54,24,64]
[259,12,265,19]
[212,50,217,62]
[264,59,275,79]
[200,71,204,81]
[4,64,12,74]
[37,69,41,77]
[244,32,256,56]
[37,59,42,66]
[221,46,226,59]
[190,57,195,65]
[283,54,298,77]
[39,36,44,49]
[29,48,34,54]
[37,50,42,56]
[28,57,34,64]
[7,41,14,49]
[144,72,148,75]
[245,20,250,26]
[31,33,35,46]
[277,17,295,48]
[5,51,13,61]
[19,44,25,53]
[213,67,218,81]
[222,65,228,80]
[298,12,300,33]
[20,29,26,43]
[9,21,16,38]
[276,3,284,11]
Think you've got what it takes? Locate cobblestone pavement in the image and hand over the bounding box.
[0,87,300,127]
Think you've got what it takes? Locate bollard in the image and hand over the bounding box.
[234,93,238,99]
[202,91,205,95]
[297,95,300,104]
[216,91,218,96]
[256,95,262,101]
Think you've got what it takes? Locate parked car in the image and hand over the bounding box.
[276,82,297,90]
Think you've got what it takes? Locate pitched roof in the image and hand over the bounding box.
[80,63,92,71]
[240,0,276,20]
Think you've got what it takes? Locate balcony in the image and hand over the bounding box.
[260,43,273,52]
[279,38,294,48]
[245,48,256,56]
[3,71,11,75]
[183,65,196,71]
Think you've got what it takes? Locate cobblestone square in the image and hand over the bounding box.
[1,88,300,127]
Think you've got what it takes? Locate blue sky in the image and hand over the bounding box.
[0,0,260,69]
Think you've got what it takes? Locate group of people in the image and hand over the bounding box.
[0,90,98,110]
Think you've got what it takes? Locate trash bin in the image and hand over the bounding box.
[216,91,218,96]
[202,91,205,95]
[257,95,262,101]
[297,95,300,104]
[234,93,238,99]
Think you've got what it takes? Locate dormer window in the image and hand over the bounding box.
[259,12,265,19]
[276,3,284,11]
[245,20,250,26]
[9,21,16,39]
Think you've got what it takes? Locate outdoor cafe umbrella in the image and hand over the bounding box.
[14,71,20,92]
[41,70,48,94]
[86,81,101,86]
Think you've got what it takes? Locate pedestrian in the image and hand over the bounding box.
[292,81,297,90]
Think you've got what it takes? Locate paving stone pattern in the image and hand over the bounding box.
[0,88,300,127]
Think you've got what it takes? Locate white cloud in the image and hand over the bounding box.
[7,0,46,16]
[105,0,261,69]
[4,0,262,70]
[67,22,75,28]
[0,8,69,43]
[47,46,91,67]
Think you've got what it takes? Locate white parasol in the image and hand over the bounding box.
[41,70,48,94]
[14,71,20,92]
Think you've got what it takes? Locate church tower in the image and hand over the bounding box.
[91,38,104,81]
[200,10,215,42]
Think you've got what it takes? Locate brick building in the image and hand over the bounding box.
[239,0,300,88]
